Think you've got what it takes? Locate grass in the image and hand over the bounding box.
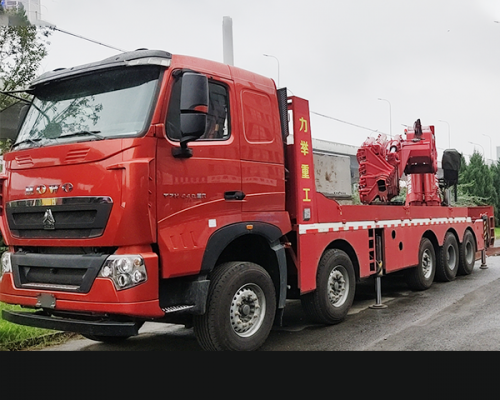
[0,303,76,351]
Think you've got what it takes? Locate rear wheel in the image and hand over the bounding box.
[458,230,476,275]
[406,237,436,291]
[193,261,276,351]
[435,232,459,282]
[301,249,355,325]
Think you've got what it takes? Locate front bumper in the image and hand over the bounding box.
[2,309,143,337]
[0,249,164,319]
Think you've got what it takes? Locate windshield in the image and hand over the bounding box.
[14,66,162,150]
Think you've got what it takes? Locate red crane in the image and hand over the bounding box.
[357,119,442,206]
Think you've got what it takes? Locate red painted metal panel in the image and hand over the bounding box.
[238,86,286,213]
[156,133,243,278]
[241,161,285,212]
[2,138,157,248]
[287,97,322,292]
[287,97,318,225]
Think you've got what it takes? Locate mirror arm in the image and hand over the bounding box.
[0,91,31,104]
[171,141,193,159]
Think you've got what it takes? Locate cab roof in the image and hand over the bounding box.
[30,49,172,88]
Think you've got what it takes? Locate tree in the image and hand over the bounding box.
[459,150,498,211]
[0,4,51,152]
[489,160,500,225]
[0,4,51,249]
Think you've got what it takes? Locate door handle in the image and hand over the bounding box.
[224,191,246,201]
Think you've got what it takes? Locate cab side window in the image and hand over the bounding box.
[202,83,229,140]
[166,74,230,141]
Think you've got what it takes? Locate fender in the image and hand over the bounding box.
[201,222,288,309]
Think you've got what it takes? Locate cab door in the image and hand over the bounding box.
[157,72,241,278]
[239,88,286,213]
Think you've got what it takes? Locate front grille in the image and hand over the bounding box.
[13,210,97,225]
[6,197,113,239]
[11,252,110,293]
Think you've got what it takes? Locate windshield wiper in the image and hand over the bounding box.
[11,131,104,150]
[59,131,104,140]
[11,138,43,150]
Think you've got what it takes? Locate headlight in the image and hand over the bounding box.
[1,252,12,280]
[99,255,147,291]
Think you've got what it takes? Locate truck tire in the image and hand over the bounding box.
[458,230,476,276]
[405,237,436,291]
[300,249,355,325]
[435,232,459,282]
[193,261,276,351]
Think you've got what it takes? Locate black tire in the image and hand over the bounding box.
[300,249,355,325]
[435,232,459,282]
[458,230,476,276]
[405,237,436,291]
[193,261,276,351]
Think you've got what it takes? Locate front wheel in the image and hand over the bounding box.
[301,249,356,325]
[193,262,276,351]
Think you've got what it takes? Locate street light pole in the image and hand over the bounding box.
[378,98,392,138]
[483,133,493,162]
[263,54,280,88]
[439,120,451,149]
[469,141,485,158]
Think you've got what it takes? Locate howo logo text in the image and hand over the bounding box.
[25,183,74,196]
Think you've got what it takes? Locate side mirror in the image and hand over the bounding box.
[173,72,209,158]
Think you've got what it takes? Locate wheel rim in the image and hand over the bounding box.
[422,249,433,279]
[230,283,266,338]
[465,241,474,265]
[327,266,349,307]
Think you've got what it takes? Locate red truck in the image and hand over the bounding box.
[0,49,494,351]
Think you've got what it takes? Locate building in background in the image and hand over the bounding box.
[2,0,41,24]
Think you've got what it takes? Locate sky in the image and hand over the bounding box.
[32,0,500,162]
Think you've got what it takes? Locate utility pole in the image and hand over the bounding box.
[439,120,451,149]
[223,16,234,66]
[483,133,492,162]
[378,98,392,139]
[263,54,280,88]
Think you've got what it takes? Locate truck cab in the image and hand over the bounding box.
[0,49,291,351]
